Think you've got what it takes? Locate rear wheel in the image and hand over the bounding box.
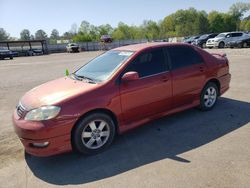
[199,82,218,111]
[72,113,116,155]
[242,42,248,48]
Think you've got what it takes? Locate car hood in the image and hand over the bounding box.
[209,37,224,41]
[20,77,98,110]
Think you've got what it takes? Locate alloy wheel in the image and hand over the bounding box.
[204,86,217,108]
[81,120,110,149]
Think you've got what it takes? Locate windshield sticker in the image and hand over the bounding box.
[118,52,133,56]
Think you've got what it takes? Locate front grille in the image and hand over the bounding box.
[16,103,27,118]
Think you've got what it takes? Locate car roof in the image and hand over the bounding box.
[113,42,192,52]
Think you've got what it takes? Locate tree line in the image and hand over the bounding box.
[0,2,249,43]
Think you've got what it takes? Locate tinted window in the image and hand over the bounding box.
[168,46,203,70]
[232,32,243,37]
[125,48,167,78]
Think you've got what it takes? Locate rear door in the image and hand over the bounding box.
[119,47,172,123]
[166,46,207,108]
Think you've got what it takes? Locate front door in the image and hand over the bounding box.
[119,47,172,124]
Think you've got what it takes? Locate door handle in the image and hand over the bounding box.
[161,76,169,82]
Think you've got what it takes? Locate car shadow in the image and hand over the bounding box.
[25,97,250,185]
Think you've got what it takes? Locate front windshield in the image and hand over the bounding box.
[75,50,134,82]
[216,33,226,38]
[199,34,208,39]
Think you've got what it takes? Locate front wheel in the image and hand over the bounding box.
[72,113,116,155]
[218,42,225,48]
[199,82,218,111]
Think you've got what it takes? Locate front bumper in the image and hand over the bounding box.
[0,54,12,59]
[19,134,71,157]
[13,110,76,157]
[206,41,219,48]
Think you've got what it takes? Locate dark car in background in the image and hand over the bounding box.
[192,33,218,48]
[100,35,112,43]
[26,49,43,56]
[66,43,80,53]
[183,36,200,44]
[0,48,13,60]
[227,37,250,48]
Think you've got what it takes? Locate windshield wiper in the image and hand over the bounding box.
[71,73,97,84]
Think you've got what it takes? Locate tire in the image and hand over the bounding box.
[10,56,13,60]
[72,113,116,155]
[218,42,225,48]
[202,43,206,48]
[242,42,248,48]
[199,82,218,111]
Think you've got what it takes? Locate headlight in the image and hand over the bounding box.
[25,106,61,121]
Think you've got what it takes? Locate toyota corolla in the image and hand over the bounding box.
[13,43,231,156]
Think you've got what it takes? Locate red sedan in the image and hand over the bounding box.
[13,43,231,156]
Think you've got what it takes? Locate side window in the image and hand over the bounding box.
[125,48,167,78]
[232,33,242,37]
[168,46,203,70]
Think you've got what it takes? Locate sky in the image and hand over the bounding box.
[0,0,249,38]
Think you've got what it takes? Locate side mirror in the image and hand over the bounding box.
[121,71,139,82]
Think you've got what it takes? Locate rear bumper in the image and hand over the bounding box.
[219,73,231,95]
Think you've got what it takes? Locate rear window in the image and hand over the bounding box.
[232,33,243,37]
[167,46,203,70]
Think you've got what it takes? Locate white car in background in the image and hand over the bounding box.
[206,32,249,48]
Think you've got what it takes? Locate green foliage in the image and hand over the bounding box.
[208,11,227,32]
[35,29,48,40]
[240,20,250,30]
[0,28,9,41]
[20,29,31,40]
[229,2,250,30]
[50,29,60,39]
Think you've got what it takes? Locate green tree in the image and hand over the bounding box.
[141,20,160,40]
[20,29,31,40]
[194,11,210,34]
[0,28,9,41]
[229,2,250,30]
[62,32,73,40]
[98,24,113,36]
[160,15,176,37]
[208,11,225,32]
[35,29,48,40]
[79,20,91,34]
[112,22,133,40]
[50,29,60,39]
[240,20,250,30]
[70,23,78,35]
